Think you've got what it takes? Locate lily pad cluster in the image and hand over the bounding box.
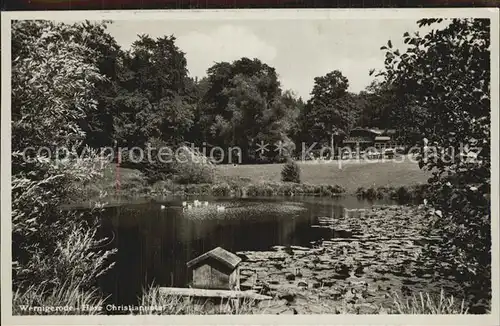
[236,205,465,314]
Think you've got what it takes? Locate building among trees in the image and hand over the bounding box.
[342,127,402,152]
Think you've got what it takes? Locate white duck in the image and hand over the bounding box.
[160,205,166,210]
[182,201,187,207]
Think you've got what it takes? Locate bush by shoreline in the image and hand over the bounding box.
[355,184,429,203]
[147,180,346,198]
[75,161,432,204]
[78,171,431,204]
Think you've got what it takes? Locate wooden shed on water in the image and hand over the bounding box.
[187,247,241,290]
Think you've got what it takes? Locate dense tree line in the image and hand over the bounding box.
[40,21,404,165]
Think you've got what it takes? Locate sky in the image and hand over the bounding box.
[105,19,428,99]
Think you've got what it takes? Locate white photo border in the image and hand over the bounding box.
[1,8,499,326]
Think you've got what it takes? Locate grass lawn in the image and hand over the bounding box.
[216,158,431,193]
[91,157,431,199]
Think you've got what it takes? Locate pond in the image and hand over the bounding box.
[96,196,398,307]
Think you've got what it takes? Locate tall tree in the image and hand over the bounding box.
[114,35,195,148]
[11,20,115,297]
[302,70,358,147]
[70,21,122,148]
[356,80,395,129]
[200,58,295,163]
[184,76,210,144]
[380,18,491,310]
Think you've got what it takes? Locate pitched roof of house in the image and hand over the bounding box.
[350,127,382,135]
[344,137,374,143]
[368,129,383,135]
[187,247,242,270]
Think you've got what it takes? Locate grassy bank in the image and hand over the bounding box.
[79,159,430,202]
[217,159,430,193]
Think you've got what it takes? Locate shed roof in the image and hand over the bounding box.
[375,136,391,141]
[187,247,241,270]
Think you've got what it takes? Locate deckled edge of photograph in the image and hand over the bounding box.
[1,8,499,326]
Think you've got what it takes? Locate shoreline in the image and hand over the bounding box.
[76,177,427,207]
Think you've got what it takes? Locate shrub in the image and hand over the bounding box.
[355,187,378,200]
[119,138,176,184]
[246,183,276,197]
[13,282,107,315]
[279,183,295,196]
[11,21,116,311]
[316,185,332,196]
[327,184,345,195]
[11,152,117,312]
[150,180,175,196]
[281,160,301,183]
[182,183,212,195]
[376,187,389,199]
[394,186,411,203]
[174,161,214,184]
[381,18,491,309]
[143,165,175,185]
[364,187,378,200]
[211,183,232,197]
[389,290,468,314]
[173,146,215,184]
[412,184,429,202]
[12,220,115,315]
[355,185,425,203]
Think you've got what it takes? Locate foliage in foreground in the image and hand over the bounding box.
[12,20,116,310]
[389,289,468,314]
[13,281,107,315]
[380,18,491,310]
[136,285,470,315]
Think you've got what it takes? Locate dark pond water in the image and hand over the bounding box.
[96,196,397,306]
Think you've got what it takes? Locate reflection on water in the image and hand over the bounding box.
[97,196,396,306]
